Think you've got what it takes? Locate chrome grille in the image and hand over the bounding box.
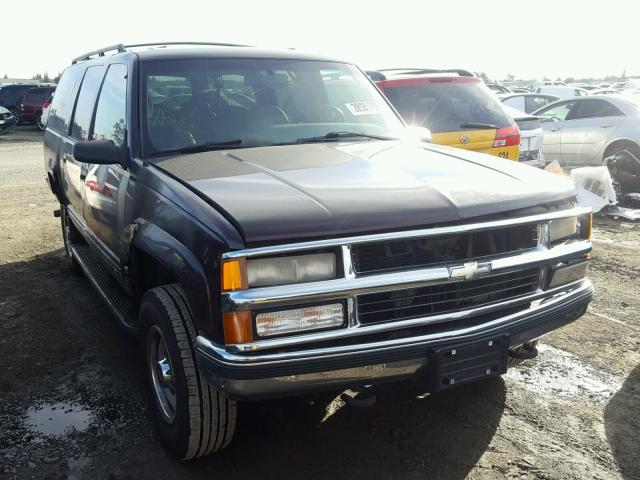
[356,268,540,325]
[351,224,538,275]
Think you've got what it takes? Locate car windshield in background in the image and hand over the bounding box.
[141,59,405,156]
[383,83,512,133]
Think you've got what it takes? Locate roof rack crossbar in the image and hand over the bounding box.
[72,44,126,64]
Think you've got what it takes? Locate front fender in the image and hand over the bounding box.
[131,219,213,333]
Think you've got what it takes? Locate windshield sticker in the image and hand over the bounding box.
[345,101,379,116]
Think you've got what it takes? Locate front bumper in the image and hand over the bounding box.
[196,279,593,400]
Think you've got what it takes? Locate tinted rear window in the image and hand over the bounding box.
[384,82,512,133]
[48,66,83,133]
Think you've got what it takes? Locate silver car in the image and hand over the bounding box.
[533,95,640,167]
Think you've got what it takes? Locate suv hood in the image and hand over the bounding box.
[154,141,576,245]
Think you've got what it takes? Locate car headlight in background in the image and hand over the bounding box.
[548,214,592,245]
[221,253,337,291]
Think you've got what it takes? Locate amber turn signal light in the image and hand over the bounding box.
[223,311,253,344]
[221,258,248,292]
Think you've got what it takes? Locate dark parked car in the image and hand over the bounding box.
[21,86,56,129]
[0,105,18,134]
[0,83,38,122]
[44,43,594,460]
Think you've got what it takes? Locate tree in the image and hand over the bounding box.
[474,71,491,83]
[2,73,7,80]
[505,73,516,82]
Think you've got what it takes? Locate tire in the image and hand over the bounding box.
[140,284,237,460]
[8,108,20,125]
[507,340,539,367]
[35,113,45,131]
[60,206,82,275]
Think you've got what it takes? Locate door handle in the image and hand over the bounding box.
[600,125,614,128]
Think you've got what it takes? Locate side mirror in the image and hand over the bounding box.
[403,126,432,143]
[73,140,120,165]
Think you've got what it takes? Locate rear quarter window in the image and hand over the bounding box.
[48,66,84,133]
[384,82,511,133]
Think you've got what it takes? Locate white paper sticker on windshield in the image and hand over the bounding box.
[345,101,379,116]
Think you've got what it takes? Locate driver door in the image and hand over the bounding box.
[536,100,577,163]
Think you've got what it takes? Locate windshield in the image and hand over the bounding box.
[383,82,512,133]
[140,58,404,156]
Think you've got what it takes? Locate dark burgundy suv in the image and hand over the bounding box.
[21,86,56,129]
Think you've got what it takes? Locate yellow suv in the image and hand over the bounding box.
[373,69,521,160]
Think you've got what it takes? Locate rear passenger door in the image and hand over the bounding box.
[64,65,107,221]
[82,64,129,261]
[560,98,625,167]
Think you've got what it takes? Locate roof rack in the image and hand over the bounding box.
[367,68,475,81]
[72,44,126,64]
[71,42,252,64]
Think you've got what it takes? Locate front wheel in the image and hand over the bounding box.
[140,284,237,460]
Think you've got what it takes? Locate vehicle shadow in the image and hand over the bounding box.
[0,249,506,480]
[604,364,640,480]
[185,373,506,479]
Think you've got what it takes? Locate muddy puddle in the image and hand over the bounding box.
[26,402,95,436]
[505,343,623,400]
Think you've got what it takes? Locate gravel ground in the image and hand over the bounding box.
[1,126,639,480]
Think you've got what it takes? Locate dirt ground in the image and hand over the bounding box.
[1,126,639,480]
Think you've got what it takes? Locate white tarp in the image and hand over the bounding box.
[569,167,617,212]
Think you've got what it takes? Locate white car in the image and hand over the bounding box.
[502,104,545,168]
[535,85,589,98]
[501,93,559,114]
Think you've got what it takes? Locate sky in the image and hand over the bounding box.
[1,0,638,81]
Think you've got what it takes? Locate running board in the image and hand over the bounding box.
[71,244,137,333]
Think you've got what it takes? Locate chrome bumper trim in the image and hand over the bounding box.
[199,279,593,360]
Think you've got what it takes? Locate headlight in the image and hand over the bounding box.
[548,214,592,245]
[222,303,345,344]
[255,303,345,338]
[222,253,337,291]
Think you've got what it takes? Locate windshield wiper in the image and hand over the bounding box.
[149,139,243,157]
[295,131,397,143]
[459,122,498,130]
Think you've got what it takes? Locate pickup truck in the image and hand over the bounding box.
[43,43,594,460]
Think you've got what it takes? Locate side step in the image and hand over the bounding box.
[71,244,137,333]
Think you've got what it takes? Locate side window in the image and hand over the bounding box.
[571,99,624,120]
[70,66,106,140]
[526,95,552,113]
[48,65,83,133]
[537,101,575,123]
[93,64,127,146]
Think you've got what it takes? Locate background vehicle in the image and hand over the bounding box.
[535,85,589,98]
[0,106,17,134]
[501,93,559,114]
[21,86,56,129]
[533,95,640,167]
[39,95,53,130]
[44,44,592,460]
[0,83,38,123]
[486,83,512,94]
[374,69,521,160]
[503,104,545,167]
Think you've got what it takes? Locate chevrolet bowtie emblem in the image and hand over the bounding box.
[449,261,492,280]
